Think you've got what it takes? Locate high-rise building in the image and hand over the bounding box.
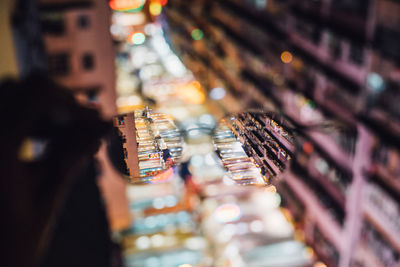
[37,0,131,230]
[39,0,117,118]
[164,0,400,266]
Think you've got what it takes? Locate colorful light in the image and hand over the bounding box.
[109,0,145,12]
[149,2,162,16]
[150,167,174,183]
[130,32,146,45]
[135,236,151,249]
[292,58,304,71]
[213,203,241,223]
[113,12,146,26]
[306,99,315,109]
[281,51,293,64]
[153,0,168,5]
[191,28,204,40]
[210,87,226,100]
[265,185,277,193]
[367,72,385,93]
[302,142,314,155]
[177,81,206,104]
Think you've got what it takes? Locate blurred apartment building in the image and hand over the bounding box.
[38,0,117,118]
[165,0,400,266]
[0,0,131,231]
[37,0,131,231]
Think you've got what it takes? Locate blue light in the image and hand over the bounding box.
[367,73,385,93]
[210,87,226,100]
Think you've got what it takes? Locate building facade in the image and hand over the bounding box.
[164,0,400,266]
[39,0,117,119]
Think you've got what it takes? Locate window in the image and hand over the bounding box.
[77,15,90,29]
[86,89,99,104]
[332,0,370,18]
[82,53,94,70]
[48,53,70,76]
[311,28,321,45]
[328,33,342,60]
[295,19,320,45]
[40,12,65,35]
[375,26,400,62]
[349,43,364,65]
[118,116,125,126]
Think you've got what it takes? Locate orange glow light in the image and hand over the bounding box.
[176,81,206,104]
[292,58,304,71]
[302,142,314,155]
[150,167,174,183]
[314,262,327,267]
[281,51,293,64]
[109,0,145,11]
[265,185,277,193]
[155,0,168,5]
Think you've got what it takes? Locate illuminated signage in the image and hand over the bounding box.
[148,152,161,159]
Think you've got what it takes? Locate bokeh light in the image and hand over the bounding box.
[281,51,293,64]
[367,72,385,93]
[154,0,168,5]
[265,185,277,193]
[176,81,206,104]
[109,0,145,12]
[314,262,327,267]
[213,203,241,223]
[130,32,146,45]
[136,236,151,250]
[149,2,162,16]
[209,87,226,100]
[191,29,204,40]
[302,142,314,155]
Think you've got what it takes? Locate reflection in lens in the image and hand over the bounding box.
[213,111,295,186]
[109,107,183,183]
